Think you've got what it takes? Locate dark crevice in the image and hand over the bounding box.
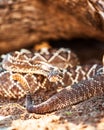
[49,38,104,64]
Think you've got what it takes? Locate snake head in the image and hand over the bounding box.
[33,61,63,83]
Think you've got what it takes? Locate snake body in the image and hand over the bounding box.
[1,48,104,113]
[26,74,104,113]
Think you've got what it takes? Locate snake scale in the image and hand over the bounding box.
[0,47,104,114]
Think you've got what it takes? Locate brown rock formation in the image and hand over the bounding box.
[0,0,104,53]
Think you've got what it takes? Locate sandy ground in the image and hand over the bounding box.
[0,89,104,130]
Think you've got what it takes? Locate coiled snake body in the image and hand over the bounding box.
[1,47,104,114]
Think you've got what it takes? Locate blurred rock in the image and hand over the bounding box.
[0,0,104,53]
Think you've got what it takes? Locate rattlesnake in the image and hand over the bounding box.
[0,47,104,114]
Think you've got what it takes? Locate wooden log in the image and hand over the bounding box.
[0,0,104,53]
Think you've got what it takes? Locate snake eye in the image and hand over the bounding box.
[47,68,63,82]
